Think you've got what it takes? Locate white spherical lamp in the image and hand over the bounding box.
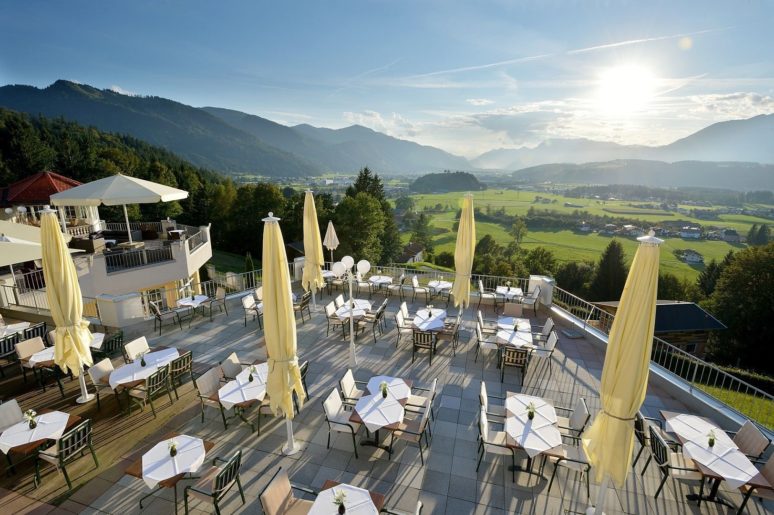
[356,259,371,275]
[341,255,355,270]
[331,262,346,278]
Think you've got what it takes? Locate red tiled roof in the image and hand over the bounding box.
[1,171,81,205]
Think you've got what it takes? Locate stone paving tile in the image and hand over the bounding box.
[74,293,773,514]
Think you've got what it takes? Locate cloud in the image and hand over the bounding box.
[466,98,494,106]
[690,92,774,117]
[342,110,420,137]
[109,84,136,96]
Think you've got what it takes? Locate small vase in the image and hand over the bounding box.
[248,374,254,382]
[527,411,535,420]
[191,295,195,301]
[170,447,177,457]
[140,357,146,367]
[28,419,37,430]
[382,390,388,399]
[708,438,715,448]
[338,504,346,515]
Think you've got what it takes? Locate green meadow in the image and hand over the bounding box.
[404,190,771,281]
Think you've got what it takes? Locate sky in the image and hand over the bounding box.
[1,1,773,158]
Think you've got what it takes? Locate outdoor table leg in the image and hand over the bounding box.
[235,406,256,433]
[360,428,392,453]
[687,477,734,508]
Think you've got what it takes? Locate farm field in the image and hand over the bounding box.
[405,189,770,281]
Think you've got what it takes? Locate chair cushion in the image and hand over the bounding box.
[407,394,429,408]
[38,444,60,465]
[668,452,702,480]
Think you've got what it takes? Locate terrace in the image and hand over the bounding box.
[0,269,771,514]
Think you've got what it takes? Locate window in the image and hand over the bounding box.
[684,343,697,354]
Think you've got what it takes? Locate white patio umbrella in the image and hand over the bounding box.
[262,212,305,455]
[322,220,339,265]
[0,234,83,287]
[50,173,188,243]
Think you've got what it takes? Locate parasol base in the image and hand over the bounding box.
[76,393,96,404]
[282,443,302,456]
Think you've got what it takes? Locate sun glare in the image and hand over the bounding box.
[596,65,656,115]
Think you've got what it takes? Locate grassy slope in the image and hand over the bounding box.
[407,190,771,281]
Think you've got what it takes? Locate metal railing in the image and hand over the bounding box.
[13,269,46,293]
[186,230,205,253]
[551,284,774,430]
[176,224,201,237]
[104,246,174,273]
[103,221,164,235]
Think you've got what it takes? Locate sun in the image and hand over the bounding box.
[596,65,657,115]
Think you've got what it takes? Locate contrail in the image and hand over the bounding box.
[409,27,731,78]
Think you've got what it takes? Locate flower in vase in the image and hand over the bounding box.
[23,409,37,422]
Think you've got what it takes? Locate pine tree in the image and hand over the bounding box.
[756,224,770,246]
[747,224,759,245]
[588,240,628,301]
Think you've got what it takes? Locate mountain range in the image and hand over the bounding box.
[474,114,774,169]
[0,80,772,184]
[511,160,774,191]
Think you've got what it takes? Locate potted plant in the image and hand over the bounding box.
[168,439,178,457]
[24,409,37,430]
[708,430,716,448]
[380,381,389,399]
[248,365,256,382]
[526,402,536,421]
[505,280,512,288]
[333,489,347,514]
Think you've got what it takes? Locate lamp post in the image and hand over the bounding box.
[331,255,370,369]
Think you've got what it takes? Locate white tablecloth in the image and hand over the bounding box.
[355,394,404,433]
[176,294,209,309]
[428,280,453,292]
[218,363,269,410]
[336,299,372,321]
[665,414,737,450]
[141,434,206,489]
[90,332,106,350]
[368,275,393,286]
[665,413,757,489]
[0,411,69,454]
[496,286,523,300]
[309,483,378,515]
[109,348,179,389]
[504,394,562,458]
[366,376,411,401]
[28,346,55,366]
[413,308,446,331]
[496,329,534,348]
[497,317,531,332]
[322,270,336,279]
[0,322,30,338]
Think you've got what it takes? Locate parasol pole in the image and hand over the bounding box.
[123,204,133,244]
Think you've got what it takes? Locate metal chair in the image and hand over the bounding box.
[501,302,522,317]
[736,455,774,514]
[355,271,373,298]
[194,366,228,429]
[323,388,362,458]
[477,310,498,335]
[334,294,345,309]
[127,364,174,417]
[201,286,229,321]
[477,279,499,313]
[122,336,150,363]
[477,406,517,482]
[479,381,506,418]
[220,352,251,381]
[475,323,500,364]
[499,347,531,384]
[183,450,245,515]
[0,333,20,378]
[387,274,406,300]
[258,467,316,515]
[15,337,64,396]
[546,434,592,499]
[520,286,541,316]
[169,350,195,400]
[532,317,554,342]
[241,295,262,328]
[34,419,98,491]
[555,397,591,437]
[293,291,312,324]
[731,420,771,460]
[91,330,124,362]
[411,276,430,303]
[339,369,365,404]
[394,311,414,347]
[391,400,432,465]
[407,377,438,422]
[325,301,347,337]
[633,411,675,474]
[648,425,703,502]
[412,329,437,366]
[530,330,558,376]
[87,358,123,410]
[149,300,185,335]
[22,322,47,342]
[381,501,424,515]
